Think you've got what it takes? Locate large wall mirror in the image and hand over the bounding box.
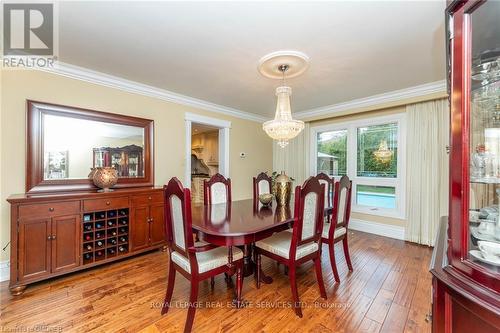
[27,101,154,193]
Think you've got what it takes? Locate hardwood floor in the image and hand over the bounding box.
[0,231,433,333]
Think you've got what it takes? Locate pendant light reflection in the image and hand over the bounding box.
[373,140,393,164]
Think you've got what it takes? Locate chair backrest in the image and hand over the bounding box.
[330,175,352,233]
[253,172,272,202]
[316,172,334,209]
[203,173,231,205]
[290,177,325,259]
[163,177,194,258]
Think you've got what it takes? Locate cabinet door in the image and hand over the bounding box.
[51,215,80,273]
[18,219,51,281]
[131,206,149,251]
[149,204,165,246]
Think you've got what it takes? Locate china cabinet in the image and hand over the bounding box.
[430,1,500,332]
[93,145,144,178]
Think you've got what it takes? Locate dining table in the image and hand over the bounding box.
[191,198,333,281]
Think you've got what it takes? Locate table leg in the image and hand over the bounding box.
[243,245,254,277]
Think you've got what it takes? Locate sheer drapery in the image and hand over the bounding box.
[272,123,310,185]
[405,98,449,246]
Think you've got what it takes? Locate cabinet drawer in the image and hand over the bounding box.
[19,201,80,219]
[83,197,129,212]
[131,192,163,206]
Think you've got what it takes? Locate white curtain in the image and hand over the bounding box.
[273,122,310,185]
[405,98,449,246]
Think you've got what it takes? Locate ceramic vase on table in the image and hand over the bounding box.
[89,167,118,192]
[275,171,292,206]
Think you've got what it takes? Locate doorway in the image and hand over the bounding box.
[184,113,230,203]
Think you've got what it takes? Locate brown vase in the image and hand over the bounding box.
[92,167,118,192]
[275,171,292,206]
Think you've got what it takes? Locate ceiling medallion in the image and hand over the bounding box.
[259,51,308,148]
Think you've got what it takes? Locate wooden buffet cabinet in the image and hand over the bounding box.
[430,1,500,332]
[7,187,166,295]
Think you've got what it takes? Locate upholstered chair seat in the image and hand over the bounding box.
[255,232,318,260]
[172,244,243,274]
[321,224,347,239]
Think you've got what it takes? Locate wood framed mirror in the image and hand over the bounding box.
[26,100,154,193]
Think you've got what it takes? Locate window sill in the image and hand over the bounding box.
[352,205,406,220]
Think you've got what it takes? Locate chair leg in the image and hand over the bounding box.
[210,277,215,289]
[342,236,353,271]
[288,266,302,318]
[328,242,341,283]
[313,257,327,299]
[161,263,176,315]
[256,253,261,289]
[235,262,244,307]
[184,280,199,333]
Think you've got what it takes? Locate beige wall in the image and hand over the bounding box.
[310,105,407,227]
[0,70,273,262]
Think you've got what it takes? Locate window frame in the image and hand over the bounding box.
[310,113,406,219]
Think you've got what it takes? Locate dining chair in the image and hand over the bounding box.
[161,177,244,333]
[254,176,327,318]
[204,173,231,205]
[316,172,334,222]
[321,175,353,283]
[253,172,273,202]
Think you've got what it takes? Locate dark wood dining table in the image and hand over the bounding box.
[191,198,333,279]
[191,199,295,282]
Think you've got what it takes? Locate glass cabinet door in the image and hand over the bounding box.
[468,0,500,274]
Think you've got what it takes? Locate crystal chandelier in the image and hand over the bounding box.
[262,65,305,148]
[373,140,393,164]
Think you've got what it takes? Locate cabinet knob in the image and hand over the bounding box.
[52,235,56,240]
[48,207,54,212]
[148,196,152,200]
[106,201,111,206]
[47,236,52,240]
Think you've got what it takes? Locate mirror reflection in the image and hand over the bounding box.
[43,114,145,180]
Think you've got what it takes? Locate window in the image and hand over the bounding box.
[357,123,398,178]
[316,129,347,176]
[311,115,405,218]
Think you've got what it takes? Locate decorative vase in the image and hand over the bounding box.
[91,167,118,192]
[275,171,292,206]
[259,193,274,206]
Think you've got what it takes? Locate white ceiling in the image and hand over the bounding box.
[58,1,446,118]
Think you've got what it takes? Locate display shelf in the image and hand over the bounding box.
[470,176,500,184]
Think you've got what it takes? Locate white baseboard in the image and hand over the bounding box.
[349,219,405,241]
[0,261,10,282]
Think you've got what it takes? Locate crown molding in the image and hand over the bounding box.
[38,62,268,123]
[294,80,447,120]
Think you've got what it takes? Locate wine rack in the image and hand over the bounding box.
[82,208,130,265]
